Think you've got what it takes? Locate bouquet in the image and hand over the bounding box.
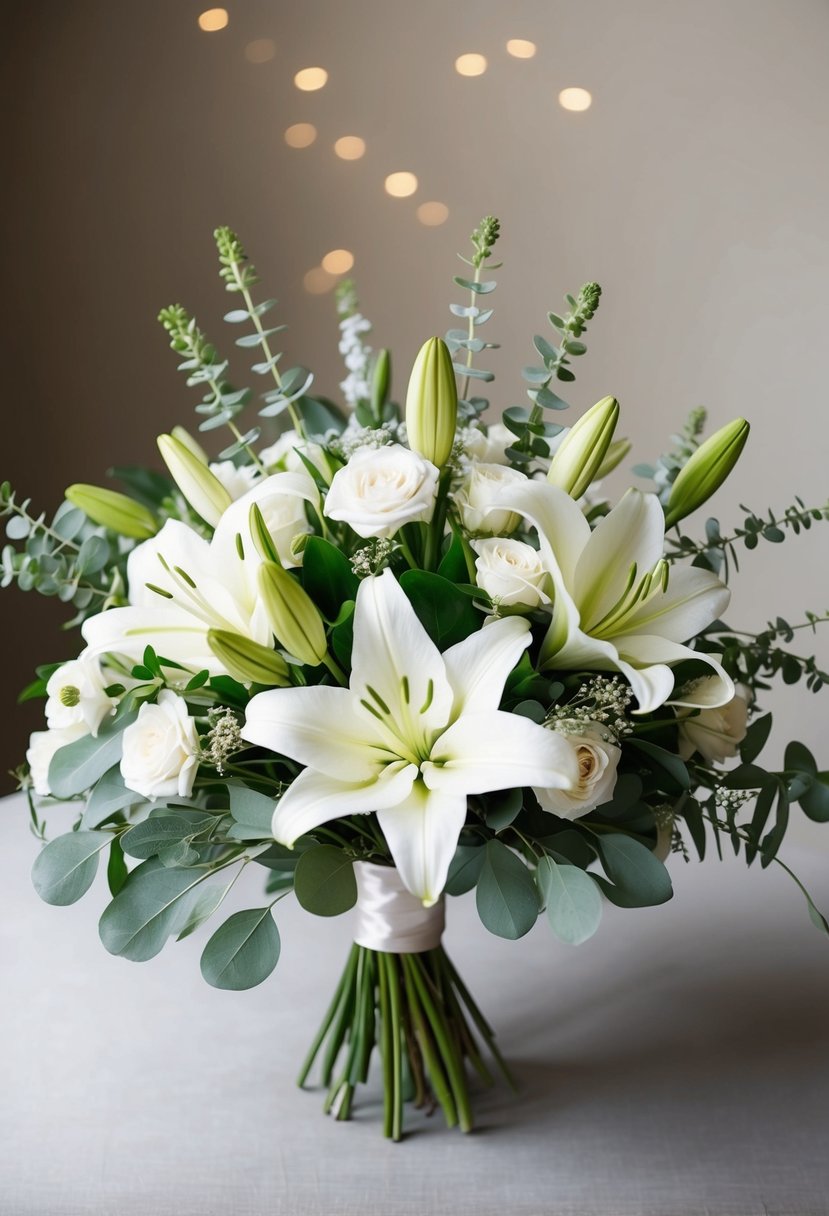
[5,218,829,1140]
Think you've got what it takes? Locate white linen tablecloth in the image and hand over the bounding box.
[2,791,828,1216]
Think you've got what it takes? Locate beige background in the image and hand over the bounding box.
[1,0,827,803]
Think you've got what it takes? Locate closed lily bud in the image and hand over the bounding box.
[595,437,632,480]
[405,337,458,470]
[547,396,619,500]
[65,484,157,540]
[371,348,391,418]
[157,433,232,527]
[664,418,750,530]
[207,629,290,687]
[171,425,209,465]
[257,561,328,667]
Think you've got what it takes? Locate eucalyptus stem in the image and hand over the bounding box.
[460,260,483,403]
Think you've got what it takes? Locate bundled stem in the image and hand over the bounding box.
[299,943,510,1140]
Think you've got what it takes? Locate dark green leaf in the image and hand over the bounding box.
[301,536,359,621]
[294,845,357,917]
[628,740,689,792]
[200,907,280,990]
[740,713,772,764]
[596,834,673,906]
[445,844,486,896]
[476,840,538,939]
[107,838,129,896]
[399,570,481,650]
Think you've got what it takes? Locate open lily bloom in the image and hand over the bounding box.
[243,570,579,905]
[82,472,317,674]
[495,481,734,714]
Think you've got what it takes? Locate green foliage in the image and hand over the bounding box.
[48,709,137,800]
[507,281,602,467]
[399,570,482,650]
[666,499,829,582]
[594,834,673,907]
[633,407,707,505]
[99,860,217,961]
[294,845,358,917]
[476,840,538,939]
[446,216,502,420]
[1,483,127,625]
[32,830,111,906]
[536,855,603,945]
[706,611,829,695]
[200,907,281,990]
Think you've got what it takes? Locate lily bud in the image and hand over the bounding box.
[664,418,750,530]
[65,484,157,540]
[157,433,232,527]
[547,396,619,500]
[171,425,209,465]
[371,348,391,418]
[257,562,327,667]
[405,337,458,470]
[207,629,290,687]
[595,437,632,480]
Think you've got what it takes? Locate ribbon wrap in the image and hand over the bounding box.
[352,861,445,954]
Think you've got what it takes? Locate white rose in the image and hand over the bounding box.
[677,684,749,763]
[464,422,513,466]
[208,461,262,501]
[46,653,114,736]
[533,722,621,820]
[324,443,439,539]
[453,463,527,536]
[120,690,199,800]
[259,431,332,480]
[471,538,550,609]
[26,723,88,797]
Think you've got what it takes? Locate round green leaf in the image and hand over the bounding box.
[200,907,280,990]
[294,846,357,917]
[98,862,208,961]
[445,844,486,896]
[32,830,110,906]
[597,834,673,906]
[537,855,603,945]
[476,840,539,939]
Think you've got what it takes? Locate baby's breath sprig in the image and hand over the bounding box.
[350,538,396,578]
[202,707,245,775]
[545,675,633,739]
[328,421,399,463]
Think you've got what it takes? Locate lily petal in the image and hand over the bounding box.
[609,565,730,642]
[242,686,399,780]
[574,489,666,628]
[422,710,579,795]
[376,780,468,906]
[350,570,453,752]
[81,604,220,672]
[615,634,735,708]
[551,624,677,715]
[495,477,590,586]
[272,760,417,847]
[442,615,531,717]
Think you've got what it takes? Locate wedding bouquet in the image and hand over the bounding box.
[5,218,828,1140]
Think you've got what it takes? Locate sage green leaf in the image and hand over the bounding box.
[49,710,137,799]
[176,877,236,941]
[98,862,210,961]
[228,785,276,836]
[200,908,280,990]
[121,814,207,860]
[476,840,538,939]
[32,830,110,906]
[537,855,603,945]
[597,834,673,906]
[294,845,357,917]
[800,776,829,822]
[82,766,142,828]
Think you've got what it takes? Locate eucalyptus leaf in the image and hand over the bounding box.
[445,844,486,896]
[32,830,110,906]
[98,861,211,961]
[476,840,538,939]
[82,766,142,828]
[228,785,276,833]
[596,834,673,906]
[49,710,137,800]
[537,855,603,945]
[294,845,357,917]
[200,907,280,990]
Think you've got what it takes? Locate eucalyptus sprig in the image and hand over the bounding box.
[157,305,264,469]
[665,498,829,578]
[505,281,603,467]
[445,215,502,419]
[633,407,707,505]
[704,610,829,693]
[214,226,312,435]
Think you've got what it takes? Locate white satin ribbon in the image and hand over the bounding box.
[352,861,445,953]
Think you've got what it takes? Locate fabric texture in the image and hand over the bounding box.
[1,792,828,1216]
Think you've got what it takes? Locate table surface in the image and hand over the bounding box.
[2,791,829,1216]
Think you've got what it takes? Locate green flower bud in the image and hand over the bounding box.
[371,348,391,418]
[157,433,232,527]
[171,425,209,465]
[547,396,619,500]
[257,562,327,667]
[207,629,290,687]
[595,437,632,480]
[664,418,750,530]
[405,337,458,470]
[65,484,158,540]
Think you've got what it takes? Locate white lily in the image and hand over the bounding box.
[242,570,578,905]
[495,480,734,714]
[82,472,317,675]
